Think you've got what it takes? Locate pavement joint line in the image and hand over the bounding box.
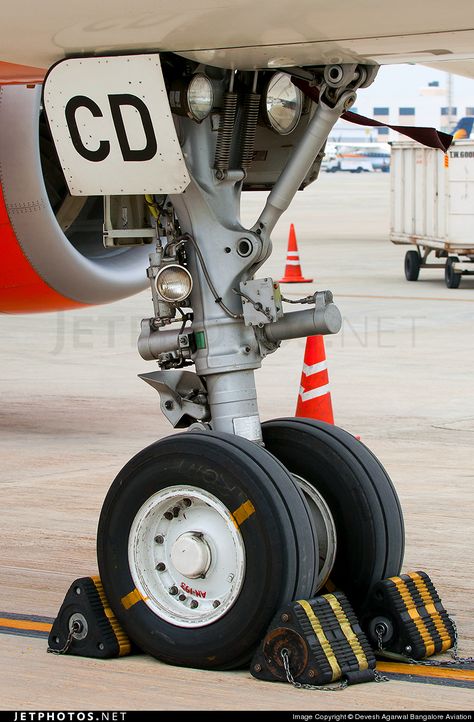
[1,611,473,689]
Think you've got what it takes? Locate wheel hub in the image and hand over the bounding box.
[128,485,246,627]
[170,532,211,579]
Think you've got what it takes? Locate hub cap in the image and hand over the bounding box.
[128,486,246,627]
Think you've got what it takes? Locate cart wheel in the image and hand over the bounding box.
[262,418,405,609]
[97,431,318,669]
[404,250,421,281]
[445,256,461,289]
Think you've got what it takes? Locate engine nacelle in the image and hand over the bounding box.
[0,82,149,312]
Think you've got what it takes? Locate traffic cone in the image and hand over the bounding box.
[295,335,334,423]
[279,224,313,283]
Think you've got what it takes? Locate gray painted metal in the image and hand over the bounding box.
[148,75,355,437]
[139,370,210,427]
[0,84,149,305]
[264,303,342,343]
[256,90,357,236]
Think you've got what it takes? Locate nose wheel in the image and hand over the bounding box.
[262,418,405,609]
[97,431,318,669]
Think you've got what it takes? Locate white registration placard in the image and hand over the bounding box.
[43,54,190,196]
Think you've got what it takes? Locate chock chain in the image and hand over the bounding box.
[47,619,82,656]
[376,617,474,668]
[280,649,349,691]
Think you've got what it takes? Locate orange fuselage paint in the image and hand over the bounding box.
[0,62,87,313]
[0,180,86,313]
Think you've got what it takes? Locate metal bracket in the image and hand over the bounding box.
[139,370,210,428]
[239,278,283,327]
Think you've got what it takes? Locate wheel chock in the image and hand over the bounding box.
[362,571,455,661]
[251,592,377,687]
[47,576,132,659]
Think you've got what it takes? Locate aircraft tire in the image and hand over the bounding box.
[262,418,405,610]
[97,430,318,669]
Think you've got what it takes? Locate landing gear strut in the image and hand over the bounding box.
[97,59,404,668]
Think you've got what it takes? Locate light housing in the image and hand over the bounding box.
[264,72,303,135]
[155,264,193,302]
[169,74,214,122]
[187,74,214,121]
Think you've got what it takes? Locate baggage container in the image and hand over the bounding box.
[390,140,474,288]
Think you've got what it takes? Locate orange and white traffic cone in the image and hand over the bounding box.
[279,224,313,283]
[295,335,334,423]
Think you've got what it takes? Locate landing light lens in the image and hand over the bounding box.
[155,265,193,302]
[187,74,214,122]
[265,72,303,135]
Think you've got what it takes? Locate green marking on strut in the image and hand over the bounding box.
[195,331,207,349]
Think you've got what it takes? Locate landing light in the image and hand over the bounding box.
[187,74,214,121]
[264,72,303,135]
[155,265,193,303]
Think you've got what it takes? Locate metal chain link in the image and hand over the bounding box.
[47,620,81,655]
[376,617,474,668]
[281,648,348,691]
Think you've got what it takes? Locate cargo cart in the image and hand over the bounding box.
[390,140,474,288]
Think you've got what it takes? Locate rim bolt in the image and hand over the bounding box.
[213,600,221,608]
[164,511,173,521]
[156,562,166,572]
[169,586,178,596]
[190,600,198,609]
[183,498,192,507]
[179,594,186,602]
[154,535,164,544]
[172,506,180,518]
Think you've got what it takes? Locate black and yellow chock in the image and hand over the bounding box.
[48,576,132,659]
[362,570,455,661]
[251,592,377,687]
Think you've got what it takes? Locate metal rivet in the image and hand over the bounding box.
[281,613,290,623]
[169,586,178,595]
[405,645,412,653]
[154,535,164,544]
[156,562,166,572]
[74,587,81,595]
[308,669,316,678]
[164,400,174,410]
[254,663,262,673]
[98,643,105,651]
[190,600,198,609]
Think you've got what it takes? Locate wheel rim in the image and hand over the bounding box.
[128,485,246,628]
[293,474,337,591]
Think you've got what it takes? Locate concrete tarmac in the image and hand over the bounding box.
[1,173,473,710]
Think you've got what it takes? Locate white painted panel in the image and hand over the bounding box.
[43,55,190,196]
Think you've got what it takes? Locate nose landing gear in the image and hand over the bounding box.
[96,60,404,668]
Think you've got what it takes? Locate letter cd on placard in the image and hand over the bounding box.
[43,55,190,196]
